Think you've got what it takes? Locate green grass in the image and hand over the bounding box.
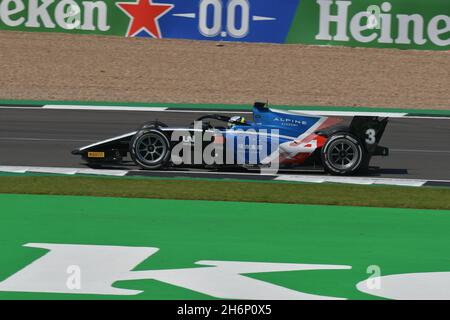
[2,194,450,299]
[0,176,449,210]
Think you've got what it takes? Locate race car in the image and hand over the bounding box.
[72,102,389,175]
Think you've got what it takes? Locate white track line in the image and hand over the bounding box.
[43,105,168,112]
[137,169,274,176]
[158,170,449,186]
[27,167,80,175]
[0,105,250,114]
[0,165,447,187]
[0,166,128,176]
[284,109,408,118]
[275,175,428,187]
[0,106,47,110]
[79,169,129,176]
[43,105,251,114]
[391,148,450,154]
[2,105,450,119]
[285,110,450,120]
[0,137,94,143]
[398,116,450,120]
[0,166,29,173]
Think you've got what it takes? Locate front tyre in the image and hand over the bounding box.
[131,130,170,170]
[321,134,366,175]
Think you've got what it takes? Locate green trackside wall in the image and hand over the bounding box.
[1,194,450,299]
[0,0,448,50]
[287,0,450,50]
[0,0,128,36]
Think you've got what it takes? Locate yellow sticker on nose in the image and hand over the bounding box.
[88,152,105,158]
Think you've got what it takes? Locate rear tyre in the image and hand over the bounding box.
[321,133,366,176]
[130,130,170,170]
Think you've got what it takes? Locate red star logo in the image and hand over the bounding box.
[117,0,174,39]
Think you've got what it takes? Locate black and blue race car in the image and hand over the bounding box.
[72,102,389,175]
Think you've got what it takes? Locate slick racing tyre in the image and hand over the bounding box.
[131,130,170,170]
[321,133,367,176]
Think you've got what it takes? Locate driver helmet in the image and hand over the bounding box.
[228,116,247,128]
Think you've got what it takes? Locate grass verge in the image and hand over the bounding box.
[0,176,449,210]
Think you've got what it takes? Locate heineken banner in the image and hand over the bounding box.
[0,0,448,50]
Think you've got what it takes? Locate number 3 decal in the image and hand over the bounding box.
[365,129,376,144]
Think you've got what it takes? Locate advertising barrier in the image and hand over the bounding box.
[0,0,448,50]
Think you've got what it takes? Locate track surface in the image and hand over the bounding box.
[0,108,449,180]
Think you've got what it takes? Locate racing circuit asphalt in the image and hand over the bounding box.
[0,107,449,181]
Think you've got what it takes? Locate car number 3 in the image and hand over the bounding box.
[365,129,376,144]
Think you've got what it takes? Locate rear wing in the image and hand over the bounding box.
[349,116,389,156]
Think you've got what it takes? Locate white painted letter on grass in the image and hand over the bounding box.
[0,243,351,299]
